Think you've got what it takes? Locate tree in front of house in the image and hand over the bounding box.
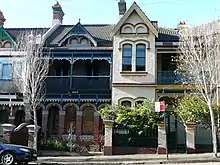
[99,99,159,134]
[11,30,50,150]
[176,94,220,133]
[176,21,220,157]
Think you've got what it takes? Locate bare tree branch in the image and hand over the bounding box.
[10,29,50,150]
[176,20,220,157]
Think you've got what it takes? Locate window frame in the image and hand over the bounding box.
[122,44,132,71]
[121,100,132,107]
[1,63,12,80]
[136,44,146,71]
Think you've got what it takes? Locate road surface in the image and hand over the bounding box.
[167,163,220,165]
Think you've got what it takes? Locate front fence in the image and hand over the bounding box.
[112,124,158,154]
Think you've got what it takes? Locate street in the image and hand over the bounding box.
[167,163,220,165]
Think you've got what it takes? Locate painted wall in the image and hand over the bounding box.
[112,86,155,105]
[112,10,156,104]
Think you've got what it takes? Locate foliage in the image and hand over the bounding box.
[175,94,209,123]
[99,104,117,120]
[38,138,89,153]
[39,138,68,151]
[176,94,220,130]
[116,99,158,128]
[99,99,159,134]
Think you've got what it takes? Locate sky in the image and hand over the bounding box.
[1,0,220,28]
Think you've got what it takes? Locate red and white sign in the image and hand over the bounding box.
[155,101,165,112]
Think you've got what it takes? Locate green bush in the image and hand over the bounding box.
[39,138,69,151]
[38,137,90,154]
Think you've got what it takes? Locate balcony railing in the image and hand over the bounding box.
[157,71,182,84]
[46,93,111,101]
[46,76,110,93]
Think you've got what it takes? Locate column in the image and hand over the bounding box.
[42,111,48,139]
[1,123,16,143]
[75,111,83,143]
[9,106,14,123]
[157,122,167,154]
[103,120,114,156]
[59,110,65,135]
[70,60,73,88]
[9,116,15,124]
[185,122,196,153]
[93,111,100,144]
[26,125,40,148]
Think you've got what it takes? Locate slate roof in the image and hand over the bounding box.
[4,25,179,47]
[5,28,49,41]
[46,24,114,47]
[157,27,179,42]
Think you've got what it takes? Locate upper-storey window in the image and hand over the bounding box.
[80,38,88,45]
[122,44,132,71]
[70,38,78,45]
[136,44,146,71]
[2,63,12,80]
[135,24,148,34]
[4,42,11,48]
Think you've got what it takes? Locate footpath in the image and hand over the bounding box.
[33,153,220,164]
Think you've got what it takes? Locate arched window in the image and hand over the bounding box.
[122,26,132,33]
[136,44,146,71]
[136,26,147,33]
[135,100,144,107]
[80,38,88,45]
[82,106,94,134]
[3,42,11,48]
[70,38,78,45]
[122,44,132,71]
[121,100,132,107]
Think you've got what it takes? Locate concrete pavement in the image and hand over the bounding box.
[33,153,220,164]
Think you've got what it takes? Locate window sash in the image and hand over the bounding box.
[122,44,132,71]
[136,44,146,71]
[2,64,12,80]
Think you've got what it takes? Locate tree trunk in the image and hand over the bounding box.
[33,109,38,151]
[208,101,218,157]
[25,104,31,123]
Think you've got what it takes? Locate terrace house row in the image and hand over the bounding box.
[0,1,189,150]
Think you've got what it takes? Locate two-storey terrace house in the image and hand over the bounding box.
[0,1,187,148]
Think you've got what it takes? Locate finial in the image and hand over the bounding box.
[55,1,60,6]
[0,10,6,27]
[79,19,81,23]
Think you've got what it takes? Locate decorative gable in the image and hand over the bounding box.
[112,2,158,37]
[0,28,15,48]
[58,21,97,47]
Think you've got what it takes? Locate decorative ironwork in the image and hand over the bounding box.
[157,71,182,84]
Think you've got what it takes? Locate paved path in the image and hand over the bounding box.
[168,163,220,165]
[34,153,220,164]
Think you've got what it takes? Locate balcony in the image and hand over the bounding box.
[46,76,110,93]
[157,71,182,84]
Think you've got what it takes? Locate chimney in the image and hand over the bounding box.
[118,0,126,19]
[0,11,6,27]
[176,21,186,29]
[151,21,158,29]
[52,1,65,25]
